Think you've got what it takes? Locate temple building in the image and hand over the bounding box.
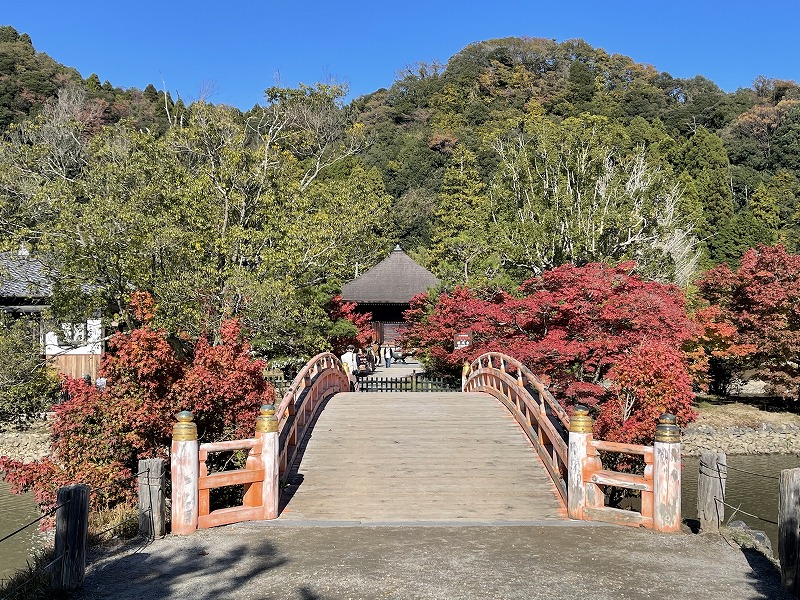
[0,250,103,380]
[341,245,440,344]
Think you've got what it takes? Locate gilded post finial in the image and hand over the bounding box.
[173,411,197,441]
[569,404,593,434]
[654,413,680,443]
[256,404,278,433]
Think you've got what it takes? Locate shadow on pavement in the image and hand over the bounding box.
[77,538,287,600]
[740,547,792,599]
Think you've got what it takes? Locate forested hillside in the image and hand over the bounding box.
[353,37,800,284]
[1,27,799,358]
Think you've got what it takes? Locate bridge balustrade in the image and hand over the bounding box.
[463,352,570,503]
[275,353,350,481]
[170,349,680,533]
[170,352,349,533]
[463,352,682,532]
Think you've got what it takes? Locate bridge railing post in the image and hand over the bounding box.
[567,405,592,520]
[171,411,199,535]
[653,413,682,532]
[256,404,280,519]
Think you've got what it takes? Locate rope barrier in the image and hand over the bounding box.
[724,464,781,480]
[1,469,148,545]
[715,497,779,525]
[0,499,71,545]
[698,462,780,480]
[1,464,156,598]
[698,465,728,477]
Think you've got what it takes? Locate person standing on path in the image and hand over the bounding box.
[382,344,392,369]
[341,345,359,391]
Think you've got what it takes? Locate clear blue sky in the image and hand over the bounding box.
[6,1,800,109]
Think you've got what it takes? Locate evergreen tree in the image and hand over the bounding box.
[749,183,780,234]
[428,145,497,286]
[677,128,735,261]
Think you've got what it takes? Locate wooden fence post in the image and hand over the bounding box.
[52,483,89,591]
[567,405,593,520]
[779,467,800,597]
[653,414,682,532]
[256,404,280,520]
[138,458,166,539]
[171,411,198,535]
[697,450,726,532]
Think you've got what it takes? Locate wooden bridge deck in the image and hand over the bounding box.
[278,391,566,522]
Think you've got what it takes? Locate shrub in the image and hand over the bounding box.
[0,294,274,513]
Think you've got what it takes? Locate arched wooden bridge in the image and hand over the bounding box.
[170,352,682,533]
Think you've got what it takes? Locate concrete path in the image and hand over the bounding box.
[75,524,791,599]
[362,358,424,378]
[278,391,565,522]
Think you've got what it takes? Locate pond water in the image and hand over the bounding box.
[682,453,800,557]
[0,480,42,581]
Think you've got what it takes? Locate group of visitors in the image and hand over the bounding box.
[340,342,398,391]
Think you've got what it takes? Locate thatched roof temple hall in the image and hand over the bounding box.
[341,245,440,344]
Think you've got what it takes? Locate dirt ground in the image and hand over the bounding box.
[692,399,800,429]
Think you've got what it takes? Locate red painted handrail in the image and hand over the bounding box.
[463,351,680,531]
[463,352,570,504]
[275,352,350,481]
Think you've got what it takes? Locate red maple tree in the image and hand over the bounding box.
[0,294,274,512]
[697,244,800,399]
[403,262,698,441]
[328,294,374,354]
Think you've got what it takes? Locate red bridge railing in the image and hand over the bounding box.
[463,352,570,503]
[170,352,348,533]
[463,352,681,532]
[170,350,680,533]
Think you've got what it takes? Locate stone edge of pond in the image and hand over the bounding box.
[682,423,800,456]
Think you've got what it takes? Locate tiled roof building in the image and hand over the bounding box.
[0,251,52,314]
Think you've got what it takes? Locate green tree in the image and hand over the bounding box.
[677,128,735,261]
[712,211,772,266]
[0,316,60,427]
[749,183,780,234]
[428,145,498,286]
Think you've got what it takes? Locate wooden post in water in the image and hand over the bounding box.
[52,483,89,591]
[697,450,726,532]
[256,404,280,519]
[171,411,198,535]
[779,467,800,597]
[653,414,681,532]
[567,405,593,520]
[138,458,166,539]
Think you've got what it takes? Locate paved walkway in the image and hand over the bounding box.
[360,358,425,378]
[279,391,565,522]
[76,524,790,599]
